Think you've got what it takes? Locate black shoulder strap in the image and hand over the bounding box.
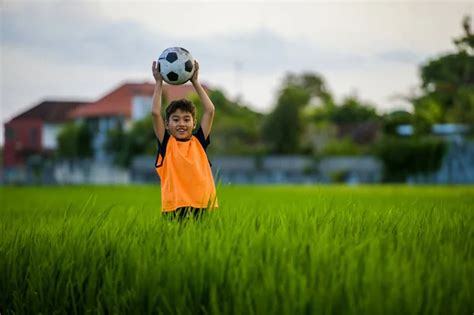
[194,126,210,150]
[155,131,170,168]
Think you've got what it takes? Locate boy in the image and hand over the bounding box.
[151,60,218,219]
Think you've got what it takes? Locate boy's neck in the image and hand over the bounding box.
[174,136,192,142]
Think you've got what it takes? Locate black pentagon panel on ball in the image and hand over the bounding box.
[167,72,179,81]
[184,60,194,72]
[166,52,178,63]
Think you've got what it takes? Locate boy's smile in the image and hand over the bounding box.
[167,109,195,140]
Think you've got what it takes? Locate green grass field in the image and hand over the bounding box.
[1,185,473,314]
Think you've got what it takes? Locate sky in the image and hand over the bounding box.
[1,0,473,144]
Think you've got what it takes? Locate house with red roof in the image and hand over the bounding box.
[67,82,198,161]
[3,82,200,183]
[3,101,88,167]
[3,100,89,183]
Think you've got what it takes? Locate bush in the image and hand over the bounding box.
[320,137,364,156]
[373,136,447,182]
[57,122,92,159]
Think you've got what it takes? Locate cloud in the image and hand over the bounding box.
[1,2,370,77]
[188,28,369,74]
[1,1,441,135]
[375,50,425,64]
[1,2,166,70]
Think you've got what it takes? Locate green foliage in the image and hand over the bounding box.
[264,72,381,154]
[284,72,333,104]
[191,89,264,155]
[105,116,156,167]
[263,85,310,154]
[304,94,380,151]
[105,89,264,166]
[57,123,77,158]
[447,86,474,123]
[57,122,92,159]
[128,117,157,156]
[328,169,350,183]
[104,123,127,165]
[412,96,444,134]
[454,16,474,52]
[1,186,473,314]
[373,136,447,182]
[414,15,474,127]
[277,85,311,110]
[329,95,379,124]
[320,137,364,156]
[382,110,413,135]
[263,72,332,154]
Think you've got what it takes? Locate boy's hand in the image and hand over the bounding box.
[190,61,199,84]
[152,61,163,84]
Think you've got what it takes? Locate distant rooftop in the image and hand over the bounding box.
[432,123,470,135]
[69,82,203,119]
[6,82,210,123]
[397,123,470,136]
[8,101,89,123]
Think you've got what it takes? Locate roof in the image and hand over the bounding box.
[432,123,470,135]
[8,101,89,123]
[70,82,201,119]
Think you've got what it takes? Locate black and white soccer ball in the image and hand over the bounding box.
[158,47,195,85]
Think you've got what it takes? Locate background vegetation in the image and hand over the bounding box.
[55,16,474,182]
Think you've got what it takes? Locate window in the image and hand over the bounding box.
[30,128,38,146]
[132,96,152,121]
[5,127,15,141]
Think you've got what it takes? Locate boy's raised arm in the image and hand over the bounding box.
[151,61,166,144]
[191,61,215,139]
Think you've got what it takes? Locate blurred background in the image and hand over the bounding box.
[1,1,473,185]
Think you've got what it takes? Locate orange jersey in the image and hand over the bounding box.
[155,127,218,212]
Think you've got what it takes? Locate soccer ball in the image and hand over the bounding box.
[158,47,195,85]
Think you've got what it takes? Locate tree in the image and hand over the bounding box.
[415,15,474,127]
[105,123,129,167]
[191,89,265,155]
[263,84,310,154]
[57,122,92,160]
[57,123,78,159]
[284,72,333,105]
[328,95,378,124]
[373,136,447,182]
[105,116,156,167]
[382,110,413,135]
[413,96,443,134]
[105,89,265,166]
[262,72,337,154]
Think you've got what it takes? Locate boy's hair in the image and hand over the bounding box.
[165,99,196,122]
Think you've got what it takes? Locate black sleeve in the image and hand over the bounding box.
[155,131,170,167]
[194,126,210,151]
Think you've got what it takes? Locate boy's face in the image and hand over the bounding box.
[166,109,195,140]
